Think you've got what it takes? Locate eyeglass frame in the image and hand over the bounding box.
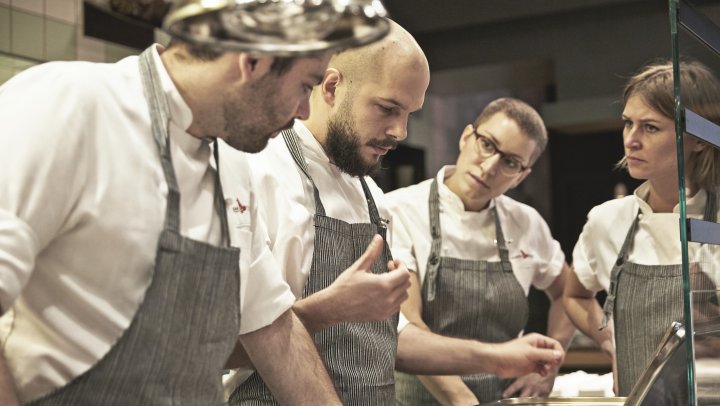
[470,125,531,176]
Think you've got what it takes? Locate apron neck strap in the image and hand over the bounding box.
[139,47,229,245]
[212,141,231,246]
[427,177,512,270]
[282,129,326,216]
[139,47,181,233]
[282,128,383,225]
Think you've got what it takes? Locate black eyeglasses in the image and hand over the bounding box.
[472,126,529,176]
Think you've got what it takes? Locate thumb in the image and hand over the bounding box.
[351,235,384,272]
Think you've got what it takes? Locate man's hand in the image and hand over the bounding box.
[502,371,557,398]
[326,235,411,322]
[295,235,410,332]
[488,333,565,378]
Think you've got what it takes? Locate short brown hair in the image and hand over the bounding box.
[167,38,297,75]
[473,97,548,165]
[623,59,720,192]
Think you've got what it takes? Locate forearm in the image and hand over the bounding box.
[396,323,490,375]
[0,350,19,406]
[544,263,576,351]
[417,375,478,406]
[563,268,614,356]
[546,298,576,351]
[292,290,338,334]
[239,309,341,405]
[563,296,613,355]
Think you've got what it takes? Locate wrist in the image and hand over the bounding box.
[293,289,340,333]
[472,341,497,374]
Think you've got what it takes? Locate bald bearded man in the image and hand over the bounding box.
[226,20,565,405]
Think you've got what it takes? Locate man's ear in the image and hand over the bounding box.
[237,53,273,81]
[509,168,532,189]
[320,68,341,107]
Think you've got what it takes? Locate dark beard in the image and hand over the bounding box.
[222,74,283,153]
[325,116,383,177]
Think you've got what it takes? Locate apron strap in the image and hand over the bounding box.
[600,208,641,330]
[282,129,326,217]
[424,178,513,302]
[139,48,181,233]
[212,142,231,247]
[281,128,387,234]
[358,177,386,226]
[492,204,513,273]
[425,178,443,301]
[139,47,229,244]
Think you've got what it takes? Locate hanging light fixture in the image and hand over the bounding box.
[163,0,390,56]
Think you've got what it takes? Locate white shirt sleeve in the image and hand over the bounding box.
[526,211,565,290]
[239,199,295,334]
[245,136,315,298]
[0,65,91,312]
[572,205,608,293]
[217,142,295,334]
[385,193,419,274]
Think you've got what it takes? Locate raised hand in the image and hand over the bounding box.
[325,235,411,322]
[294,235,411,332]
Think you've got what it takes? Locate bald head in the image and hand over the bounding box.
[304,20,429,175]
[329,20,429,91]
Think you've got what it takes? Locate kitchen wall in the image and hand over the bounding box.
[0,0,140,84]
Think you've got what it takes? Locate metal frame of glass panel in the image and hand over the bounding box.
[669,1,720,404]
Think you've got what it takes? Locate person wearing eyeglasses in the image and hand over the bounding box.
[387,97,575,405]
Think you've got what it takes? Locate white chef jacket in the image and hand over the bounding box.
[385,166,565,295]
[573,182,720,293]
[244,121,393,298]
[0,45,294,402]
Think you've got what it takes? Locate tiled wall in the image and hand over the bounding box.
[0,0,141,84]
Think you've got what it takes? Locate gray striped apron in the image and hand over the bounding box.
[231,129,398,405]
[27,48,240,405]
[601,192,717,399]
[395,178,529,405]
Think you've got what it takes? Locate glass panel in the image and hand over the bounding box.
[672,0,720,404]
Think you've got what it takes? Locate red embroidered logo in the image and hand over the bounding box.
[235,198,247,214]
[511,250,532,260]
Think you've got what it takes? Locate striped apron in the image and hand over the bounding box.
[395,178,529,405]
[27,48,240,405]
[230,129,398,405]
[601,192,717,399]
